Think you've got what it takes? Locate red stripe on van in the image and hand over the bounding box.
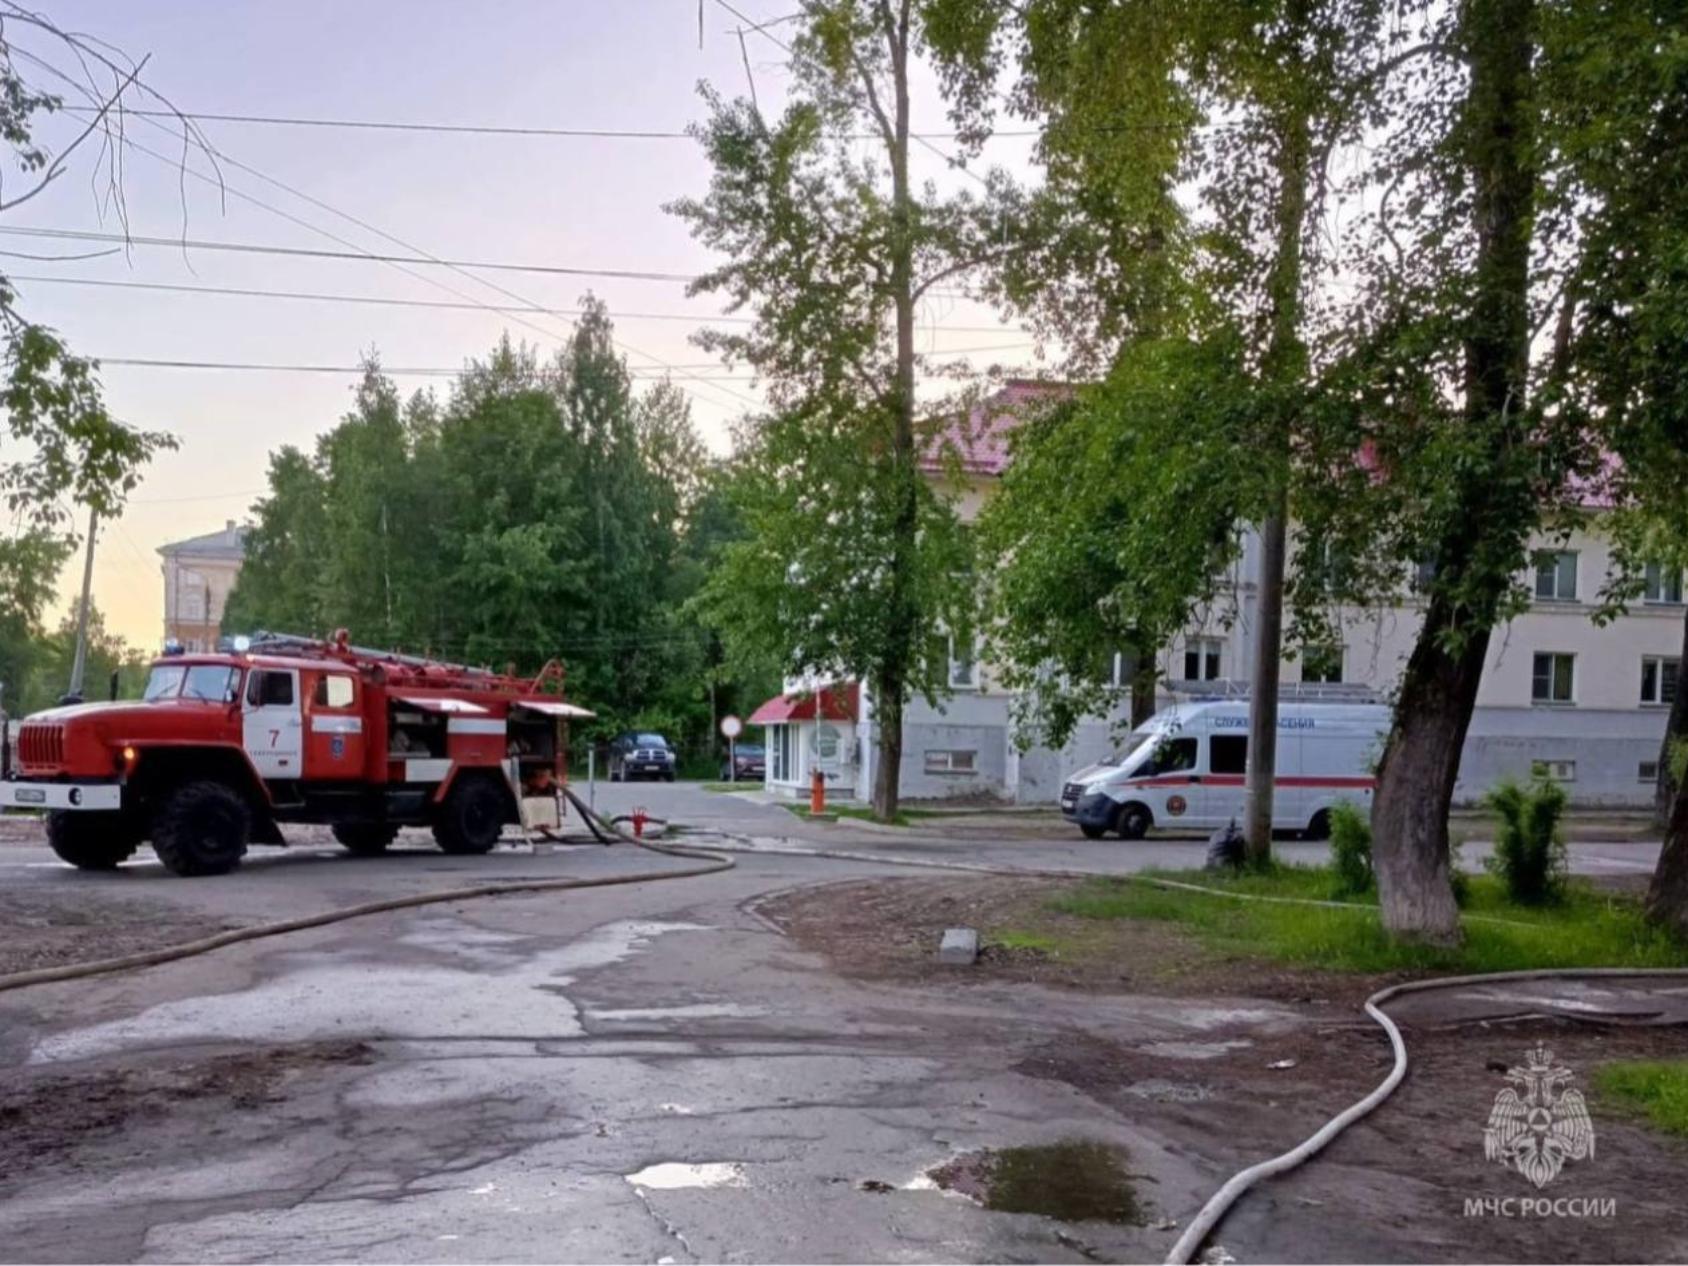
[1128,775,1375,790]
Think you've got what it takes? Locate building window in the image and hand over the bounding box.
[1302,645,1344,684]
[947,633,978,689]
[1184,637,1223,681]
[1531,759,1576,782]
[1644,564,1684,605]
[1533,551,1578,602]
[925,749,977,774]
[1640,761,1661,783]
[1531,652,1575,704]
[1210,735,1248,776]
[769,725,795,782]
[1411,557,1437,593]
[1641,656,1680,706]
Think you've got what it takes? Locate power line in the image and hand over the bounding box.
[52,104,1044,142]
[0,225,698,283]
[6,273,1031,334]
[93,355,762,379]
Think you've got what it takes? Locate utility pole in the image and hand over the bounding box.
[66,506,98,701]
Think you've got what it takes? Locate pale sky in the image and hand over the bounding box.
[9,1,1043,647]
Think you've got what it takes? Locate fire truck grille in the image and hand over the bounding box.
[18,724,64,768]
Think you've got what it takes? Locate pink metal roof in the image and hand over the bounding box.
[920,379,1070,478]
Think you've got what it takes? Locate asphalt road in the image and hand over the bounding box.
[0,786,1670,1263]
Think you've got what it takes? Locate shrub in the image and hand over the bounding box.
[1329,801,1374,899]
[1483,777,1569,905]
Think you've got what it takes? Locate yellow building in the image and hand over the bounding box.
[157,520,247,652]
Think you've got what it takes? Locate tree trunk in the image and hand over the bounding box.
[1244,509,1288,864]
[871,0,918,822]
[1646,606,1688,930]
[1371,601,1489,942]
[1242,68,1312,865]
[1128,645,1158,729]
[1653,605,1688,829]
[1371,0,1535,942]
[1646,778,1688,938]
[872,668,905,820]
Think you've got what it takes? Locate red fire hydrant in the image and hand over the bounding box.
[631,807,647,840]
[810,767,826,816]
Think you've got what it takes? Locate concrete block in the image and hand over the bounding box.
[939,927,979,965]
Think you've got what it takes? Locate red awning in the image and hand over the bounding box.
[747,683,859,726]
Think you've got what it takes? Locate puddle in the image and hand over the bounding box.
[928,1140,1145,1225]
[1137,1039,1253,1061]
[625,1161,746,1190]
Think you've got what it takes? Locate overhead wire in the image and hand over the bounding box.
[12,47,765,420]
[3,273,1033,335]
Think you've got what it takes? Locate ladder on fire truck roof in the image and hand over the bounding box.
[1165,677,1384,705]
[229,631,496,678]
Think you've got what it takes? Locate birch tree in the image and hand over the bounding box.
[672,1,1004,818]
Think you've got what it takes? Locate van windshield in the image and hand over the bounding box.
[1100,731,1161,768]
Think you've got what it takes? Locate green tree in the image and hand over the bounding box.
[671,2,1004,817]
[932,0,1393,860]
[0,15,179,709]
[1556,1,1688,933]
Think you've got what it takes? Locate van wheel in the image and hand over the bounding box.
[151,781,251,877]
[1079,823,1107,840]
[433,778,507,855]
[46,811,140,870]
[333,823,399,856]
[1305,810,1332,842]
[1117,803,1152,841]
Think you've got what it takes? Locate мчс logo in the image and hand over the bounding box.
[1482,1046,1595,1188]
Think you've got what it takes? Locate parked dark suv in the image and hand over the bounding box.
[720,742,765,782]
[608,732,676,782]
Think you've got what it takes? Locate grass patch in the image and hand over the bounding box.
[1596,1061,1688,1137]
[992,928,1063,953]
[699,781,752,793]
[1050,865,1688,975]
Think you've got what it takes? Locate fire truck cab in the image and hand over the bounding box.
[0,632,593,877]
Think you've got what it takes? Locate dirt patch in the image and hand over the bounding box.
[930,1140,1148,1226]
[0,889,238,978]
[762,875,1382,1005]
[0,1041,377,1183]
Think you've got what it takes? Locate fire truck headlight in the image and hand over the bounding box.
[115,745,138,775]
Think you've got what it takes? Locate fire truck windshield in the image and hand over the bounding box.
[144,664,242,703]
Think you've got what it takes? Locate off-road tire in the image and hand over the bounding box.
[333,822,400,856]
[151,780,251,877]
[432,777,506,855]
[1117,803,1152,841]
[1079,822,1107,840]
[45,810,140,870]
[1305,809,1332,842]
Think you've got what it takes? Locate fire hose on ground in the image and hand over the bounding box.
[1,811,1685,1264]
[0,788,722,997]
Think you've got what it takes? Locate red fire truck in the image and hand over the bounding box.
[0,631,593,877]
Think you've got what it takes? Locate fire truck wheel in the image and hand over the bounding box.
[332,823,399,855]
[432,778,505,855]
[46,811,140,870]
[151,780,251,877]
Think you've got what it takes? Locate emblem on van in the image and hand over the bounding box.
[1166,795,1187,816]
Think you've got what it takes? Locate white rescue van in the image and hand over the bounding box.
[1059,701,1389,840]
